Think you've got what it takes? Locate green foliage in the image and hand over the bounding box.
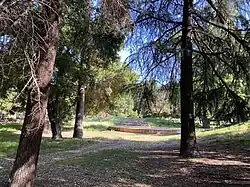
[132,80,157,117]
[85,61,138,115]
[128,81,180,118]
[0,92,14,113]
[48,47,78,125]
[109,93,138,117]
[0,90,24,115]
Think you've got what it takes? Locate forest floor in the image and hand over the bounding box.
[0,118,250,186]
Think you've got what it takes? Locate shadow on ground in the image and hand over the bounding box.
[34,140,250,187]
[1,122,250,187]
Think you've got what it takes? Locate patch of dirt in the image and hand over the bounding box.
[134,143,250,187]
[33,140,250,187]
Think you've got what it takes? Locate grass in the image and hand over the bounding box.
[40,138,95,154]
[57,149,143,179]
[0,122,96,157]
[1,118,250,157]
[144,117,207,129]
[195,122,250,149]
[197,122,250,139]
[59,149,136,169]
[0,123,21,157]
[144,117,181,128]
[65,116,181,132]
[63,115,129,131]
[55,122,250,185]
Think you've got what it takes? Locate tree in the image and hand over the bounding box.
[61,0,130,138]
[48,88,62,139]
[192,0,250,125]
[179,0,197,156]
[85,61,138,115]
[131,80,157,117]
[127,0,250,149]
[7,0,61,186]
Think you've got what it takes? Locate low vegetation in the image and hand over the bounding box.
[1,118,249,158]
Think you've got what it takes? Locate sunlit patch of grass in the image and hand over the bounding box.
[40,138,96,154]
[197,122,250,138]
[0,123,21,157]
[144,117,181,128]
[85,121,114,131]
[1,120,250,158]
[0,141,19,157]
[63,116,129,132]
[84,130,180,143]
[0,122,97,156]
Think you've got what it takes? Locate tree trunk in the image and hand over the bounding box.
[180,0,197,157]
[73,82,85,138]
[202,106,210,128]
[8,1,61,186]
[48,90,62,139]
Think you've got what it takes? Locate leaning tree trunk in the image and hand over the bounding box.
[8,1,61,186]
[73,82,85,138]
[48,90,62,139]
[180,0,197,157]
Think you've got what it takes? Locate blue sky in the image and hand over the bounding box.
[118,49,130,62]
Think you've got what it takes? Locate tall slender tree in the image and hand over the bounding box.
[66,0,130,138]
[179,0,196,156]
[8,0,61,186]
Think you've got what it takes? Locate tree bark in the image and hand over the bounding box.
[73,82,85,138]
[202,106,210,128]
[48,90,62,139]
[180,0,197,157]
[8,1,61,186]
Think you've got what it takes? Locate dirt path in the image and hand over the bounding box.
[39,139,176,165]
